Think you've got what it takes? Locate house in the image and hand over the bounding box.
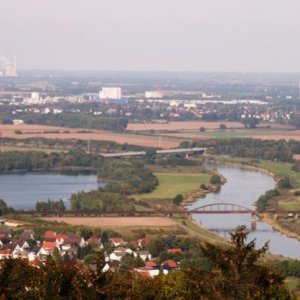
[16,239,30,251]
[44,231,57,240]
[0,249,12,259]
[28,245,41,261]
[0,232,12,240]
[19,229,35,241]
[131,237,151,249]
[162,259,178,270]
[145,260,158,268]
[39,241,57,256]
[110,237,126,247]
[87,236,103,248]
[167,248,183,254]
[134,267,160,277]
[138,250,152,261]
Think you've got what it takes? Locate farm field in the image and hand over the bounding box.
[0,124,180,149]
[127,121,244,131]
[161,127,300,141]
[41,217,177,227]
[135,172,210,200]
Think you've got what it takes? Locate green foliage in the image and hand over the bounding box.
[278,177,292,189]
[210,174,221,185]
[189,138,294,162]
[256,189,279,212]
[173,194,183,205]
[70,190,133,212]
[219,123,227,130]
[121,254,145,268]
[97,160,158,195]
[17,112,128,132]
[36,199,65,212]
[0,227,294,299]
[241,117,260,128]
[0,149,104,172]
[0,199,14,215]
[267,259,300,277]
[77,244,96,260]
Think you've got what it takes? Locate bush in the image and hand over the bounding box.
[210,174,221,185]
[200,184,208,190]
[219,124,227,130]
[173,194,183,205]
[278,177,292,189]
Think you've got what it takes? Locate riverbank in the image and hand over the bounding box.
[260,214,300,242]
[204,156,300,241]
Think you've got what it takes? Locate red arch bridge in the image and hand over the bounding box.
[17,203,261,217]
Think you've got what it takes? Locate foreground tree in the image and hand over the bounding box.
[201,225,293,299]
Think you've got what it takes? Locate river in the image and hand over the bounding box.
[189,165,300,259]
[0,172,101,210]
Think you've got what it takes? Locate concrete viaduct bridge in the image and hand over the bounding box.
[99,147,206,158]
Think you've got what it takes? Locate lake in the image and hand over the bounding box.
[0,172,101,210]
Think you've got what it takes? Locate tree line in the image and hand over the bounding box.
[0,150,104,172]
[5,112,128,132]
[181,138,295,162]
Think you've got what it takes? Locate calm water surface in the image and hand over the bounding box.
[0,172,101,210]
[189,165,300,259]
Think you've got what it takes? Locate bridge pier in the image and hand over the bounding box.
[250,213,257,231]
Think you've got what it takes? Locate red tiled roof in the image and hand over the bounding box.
[167,248,183,254]
[42,241,56,251]
[0,249,12,255]
[110,237,124,244]
[142,237,151,245]
[163,260,178,268]
[44,231,57,239]
[145,261,157,268]
[135,270,151,278]
[0,233,9,239]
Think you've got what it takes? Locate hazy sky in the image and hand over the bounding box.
[1,0,300,72]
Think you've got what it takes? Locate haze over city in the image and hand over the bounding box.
[1,0,300,72]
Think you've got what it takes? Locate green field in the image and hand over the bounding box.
[135,172,210,200]
[258,161,300,189]
[285,277,300,292]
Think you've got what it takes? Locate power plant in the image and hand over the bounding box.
[0,55,18,77]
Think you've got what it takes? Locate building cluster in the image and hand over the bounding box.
[0,229,182,277]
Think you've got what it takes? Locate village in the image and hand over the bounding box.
[0,227,185,278]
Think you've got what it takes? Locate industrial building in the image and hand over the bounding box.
[99,87,122,100]
[0,55,17,77]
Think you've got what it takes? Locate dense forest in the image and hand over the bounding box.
[97,160,158,195]
[8,112,128,132]
[70,160,158,211]
[0,226,293,299]
[181,138,295,162]
[0,150,104,172]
